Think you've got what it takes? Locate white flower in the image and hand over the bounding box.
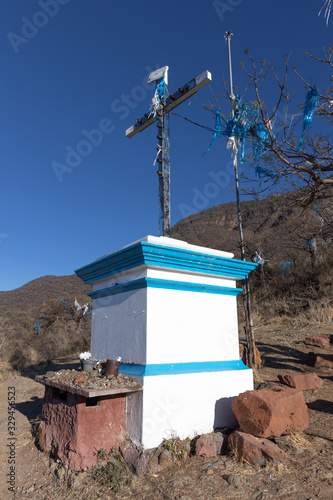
[79,351,92,360]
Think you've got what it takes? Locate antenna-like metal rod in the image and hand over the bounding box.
[225,31,257,368]
[226,31,234,114]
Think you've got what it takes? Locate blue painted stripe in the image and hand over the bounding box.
[75,241,257,284]
[119,360,250,376]
[88,278,146,298]
[88,277,243,299]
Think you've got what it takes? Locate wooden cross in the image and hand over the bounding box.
[126,67,212,236]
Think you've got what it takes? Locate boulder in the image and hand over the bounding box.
[312,354,333,368]
[195,432,227,457]
[305,336,330,348]
[231,386,309,438]
[158,449,173,469]
[277,372,323,391]
[228,431,287,465]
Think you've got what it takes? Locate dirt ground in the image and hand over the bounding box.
[1,322,332,500]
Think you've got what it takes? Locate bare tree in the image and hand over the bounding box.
[223,46,333,207]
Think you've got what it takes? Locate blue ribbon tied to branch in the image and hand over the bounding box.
[35,315,45,335]
[280,260,292,277]
[298,86,319,151]
[200,109,222,158]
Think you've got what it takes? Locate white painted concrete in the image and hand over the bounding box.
[82,235,255,449]
[131,369,253,449]
[97,235,234,261]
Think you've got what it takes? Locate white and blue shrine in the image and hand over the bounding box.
[75,235,257,449]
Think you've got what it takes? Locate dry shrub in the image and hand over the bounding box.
[290,299,333,327]
[4,298,91,369]
[247,249,333,326]
[0,361,19,381]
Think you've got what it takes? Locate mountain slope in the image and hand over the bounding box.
[0,274,91,314]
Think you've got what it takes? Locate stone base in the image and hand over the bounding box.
[37,386,127,470]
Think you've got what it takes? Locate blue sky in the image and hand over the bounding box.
[0,0,332,291]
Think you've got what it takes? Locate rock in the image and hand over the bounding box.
[73,374,88,384]
[135,453,148,477]
[225,473,246,486]
[121,440,139,465]
[195,432,227,457]
[274,435,304,455]
[312,353,333,368]
[158,449,173,469]
[228,431,287,466]
[55,467,66,481]
[305,336,330,348]
[277,372,323,391]
[232,386,309,438]
[120,440,147,477]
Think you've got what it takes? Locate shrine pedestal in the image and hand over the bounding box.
[36,376,142,470]
[75,236,257,449]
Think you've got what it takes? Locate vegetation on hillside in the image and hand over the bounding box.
[0,275,92,369]
[172,191,333,323]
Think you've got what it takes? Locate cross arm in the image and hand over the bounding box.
[125,70,212,139]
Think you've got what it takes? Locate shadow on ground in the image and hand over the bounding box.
[307,399,333,415]
[256,342,311,372]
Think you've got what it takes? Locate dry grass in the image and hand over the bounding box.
[249,293,333,328]
[0,361,19,381]
[289,300,333,327]
[289,433,313,449]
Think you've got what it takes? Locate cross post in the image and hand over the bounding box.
[126,68,212,236]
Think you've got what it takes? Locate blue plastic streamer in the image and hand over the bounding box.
[252,122,270,165]
[155,77,165,102]
[298,86,319,151]
[62,299,67,308]
[280,260,292,277]
[224,97,254,162]
[255,166,278,180]
[200,109,222,158]
[222,95,272,171]
[307,237,311,250]
[314,205,321,216]
[34,315,44,335]
[148,77,166,119]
